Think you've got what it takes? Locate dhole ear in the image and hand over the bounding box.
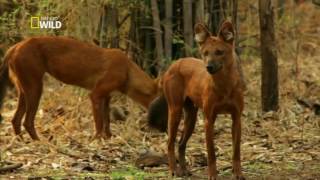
[218,20,235,44]
[194,23,211,44]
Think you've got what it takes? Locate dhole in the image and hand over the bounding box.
[0,36,159,140]
[148,21,245,179]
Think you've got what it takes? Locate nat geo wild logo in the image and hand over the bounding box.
[30,16,62,29]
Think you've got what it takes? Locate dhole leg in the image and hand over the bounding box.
[90,92,106,139]
[23,83,43,140]
[103,96,112,137]
[90,76,123,139]
[205,113,217,180]
[167,106,182,177]
[231,111,245,180]
[11,92,26,137]
[177,102,197,176]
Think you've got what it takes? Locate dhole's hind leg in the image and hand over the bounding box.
[167,105,183,177]
[11,92,26,136]
[164,76,185,177]
[177,99,198,176]
[23,82,43,140]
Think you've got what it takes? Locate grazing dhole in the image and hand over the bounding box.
[148,21,245,179]
[0,36,159,140]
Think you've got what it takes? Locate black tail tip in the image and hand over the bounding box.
[147,95,168,132]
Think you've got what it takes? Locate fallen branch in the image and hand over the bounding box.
[0,163,23,172]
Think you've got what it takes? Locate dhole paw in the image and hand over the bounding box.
[176,166,192,177]
[93,132,112,140]
[103,132,113,139]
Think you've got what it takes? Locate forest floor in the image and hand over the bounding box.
[0,50,319,180]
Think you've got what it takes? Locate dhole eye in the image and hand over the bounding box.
[204,51,209,56]
[215,49,224,56]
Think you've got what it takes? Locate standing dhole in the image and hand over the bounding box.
[148,21,245,179]
[0,36,159,140]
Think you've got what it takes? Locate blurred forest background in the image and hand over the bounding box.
[0,0,319,179]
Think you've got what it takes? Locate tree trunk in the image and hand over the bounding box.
[98,5,108,47]
[208,0,222,35]
[151,0,164,73]
[172,0,184,59]
[196,0,205,23]
[278,0,285,18]
[231,0,238,46]
[183,0,193,56]
[127,7,140,63]
[109,6,119,48]
[259,0,279,112]
[164,0,173,60]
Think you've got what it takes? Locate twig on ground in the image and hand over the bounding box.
[0,162,23,172]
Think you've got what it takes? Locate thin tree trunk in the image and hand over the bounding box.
[196,0,205,23]
[183,0,193,56]
[219,0,227,20]
[278,0,285,18]
[232,0,238,46]
[172,0,184,59]
[98,5,108,47]
[208,0,222,35]
[259,0,279,112]
[151,0,164,73]
[128,8,139,62]
[164,0,173,60]
[109,6,119,48]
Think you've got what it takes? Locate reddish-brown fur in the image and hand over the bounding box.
[0,36,159,140]
[149,21,245,179]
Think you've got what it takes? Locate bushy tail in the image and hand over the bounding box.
[147,94,168,132]
[0,52,10,121]
[0,45,16,121]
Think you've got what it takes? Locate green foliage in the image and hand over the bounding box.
[110,166,147,180]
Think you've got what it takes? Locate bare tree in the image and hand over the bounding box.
[208,0,223,35]
[231,0,238,45]
[151,0,164,72]
[196,0,205,23]
[259,0,279,111]
[108,6,119,48]
[98,5,108,47]
[278,0,285,18]
[183,0,193,56]
[164,0,173,60]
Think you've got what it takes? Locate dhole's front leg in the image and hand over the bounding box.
[205,112,218,180]
[90,75,125,139]
[90,93,113,139]
[231,110,245,180]
[103,97,112,138]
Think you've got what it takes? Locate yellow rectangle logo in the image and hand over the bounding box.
[30,17,40,29]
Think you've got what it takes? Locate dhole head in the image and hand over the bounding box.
[194,21,235,74]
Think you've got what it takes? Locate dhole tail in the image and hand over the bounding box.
[0,49,11,121]
[147,94,168,132]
